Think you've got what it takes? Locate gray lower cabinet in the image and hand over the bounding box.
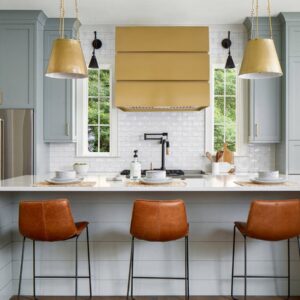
[43,19,79,142]
[244,17,282,143]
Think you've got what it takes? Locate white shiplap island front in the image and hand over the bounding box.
[0,173,300,299]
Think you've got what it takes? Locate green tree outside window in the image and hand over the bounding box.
[214,68,237,152]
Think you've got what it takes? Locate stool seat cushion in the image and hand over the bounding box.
[235,199,300,241]
[19,199,88,242]
[130,199,189,242]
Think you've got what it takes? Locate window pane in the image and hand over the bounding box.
[214,125,224,152]
[88,98,98,125]
[100,98,110,125]
[88,126,99,152]
[225,97,236,123]
[88,69,98,97]
[214,97,224,125]
[100,126,110,152]
[225,124,236,152]
[214,69,224,95]
[100,69,110,97]
[226,69,236,95]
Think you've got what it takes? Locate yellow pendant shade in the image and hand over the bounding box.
[239,38,283,79]
[46,38,87,79]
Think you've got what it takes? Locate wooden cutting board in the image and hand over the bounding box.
[223,143,234,164]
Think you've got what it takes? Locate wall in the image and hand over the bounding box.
[49,24,275,173]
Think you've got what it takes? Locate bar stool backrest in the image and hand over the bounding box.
[130,199,189,242]
[19,199,78,241]
[247,199,300,241]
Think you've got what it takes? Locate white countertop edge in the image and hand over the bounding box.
[0,173,299,192]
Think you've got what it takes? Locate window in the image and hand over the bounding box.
[213,68,237,152]
[87,68,110,153]
[77,64,118,157]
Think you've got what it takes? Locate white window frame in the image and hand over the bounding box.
[76,63,118,157]
[205,64,248,156]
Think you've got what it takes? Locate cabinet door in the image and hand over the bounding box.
[0,25,34,108]
[249,78,281,143]
[43,30,76,142]
[288,57,300,140]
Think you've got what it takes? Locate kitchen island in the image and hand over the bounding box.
[0,173,300,299]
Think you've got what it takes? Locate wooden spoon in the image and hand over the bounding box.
[206,152,213,162]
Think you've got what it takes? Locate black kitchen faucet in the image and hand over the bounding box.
[144,133,170,170]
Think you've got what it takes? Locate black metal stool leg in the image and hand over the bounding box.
[33,240,36,300]
[75,236,79,299]
[86,226,92,298]
[244,235,247,300]
[288,239,291,299]
[131,237,135,299]
[231,225,237,300]
[18,237,26,298]
[126,237,134,299]
[185,236,190,299]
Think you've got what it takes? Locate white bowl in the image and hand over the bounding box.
[73,163,89,175]
[55,170,76,180]
[145,170,166,180]
[258,171,279,180]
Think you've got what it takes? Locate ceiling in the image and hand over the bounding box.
[0,0,299,25]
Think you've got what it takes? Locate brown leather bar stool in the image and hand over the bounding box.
[18,199,92,299]
[127,199,189,299]
[231,199,300,300]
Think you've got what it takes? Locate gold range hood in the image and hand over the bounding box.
[115,27,210,112]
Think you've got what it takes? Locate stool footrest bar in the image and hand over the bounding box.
[233,275,288,279]
[35,276,90,279]
[133,276,186,280]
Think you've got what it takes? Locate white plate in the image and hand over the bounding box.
[250,177,287,184]
[140,177,173,185]
[46,177,84,185]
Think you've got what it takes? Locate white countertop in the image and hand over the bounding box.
[0,173,300,192]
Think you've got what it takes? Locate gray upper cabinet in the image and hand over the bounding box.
[0,12,46,108]
[245,17,282,143]
[43,19,79,143]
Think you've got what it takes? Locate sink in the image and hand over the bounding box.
[181,170,206,179]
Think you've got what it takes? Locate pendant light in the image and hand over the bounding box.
[45,0,87,79]
[88,31,102,69]
[239,0,282,79]
[222,31,235,69]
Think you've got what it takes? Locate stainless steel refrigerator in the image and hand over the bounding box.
[0,109,34,180]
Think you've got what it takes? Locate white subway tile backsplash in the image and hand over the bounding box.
[49,24,275,173]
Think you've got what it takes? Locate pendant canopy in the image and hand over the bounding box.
[239,0,283,79]
[239,38,282,79]
[46,38,87,79]
[45,0,87,79]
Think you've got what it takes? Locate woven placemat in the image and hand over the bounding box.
[234,181,299,187]
[126,179,187,187]
[33,181,97,187]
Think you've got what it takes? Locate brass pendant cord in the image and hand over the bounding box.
[268,0,273,39]
[250,0,255,39]
[59,0,65,39]
[74,0,80,40]
[255,0,259,39]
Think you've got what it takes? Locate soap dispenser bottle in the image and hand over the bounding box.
[130,150,141,180]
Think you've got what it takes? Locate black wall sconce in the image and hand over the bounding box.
[222,31,235,69]
[88,31,102,69]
